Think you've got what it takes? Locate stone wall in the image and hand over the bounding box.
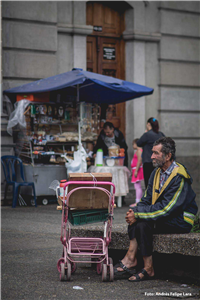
[159,2,200,209]
[0,0,3,114]
[2,1,92,91]
[125,2,200,205]
[176,156,200,209]
[1,1,200,206]
[159,1,200,158]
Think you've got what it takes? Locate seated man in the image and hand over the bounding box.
[114,137,198,282]
[93,121,128,167]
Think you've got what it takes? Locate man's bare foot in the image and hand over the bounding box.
[117,257,137,272]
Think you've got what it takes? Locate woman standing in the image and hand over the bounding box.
[137,117,165,188]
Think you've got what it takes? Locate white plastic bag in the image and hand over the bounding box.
[7,99,31,136]
[49,180,60,198]
[61,145,87,174]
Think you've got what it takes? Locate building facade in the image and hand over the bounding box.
[1,1,200,203]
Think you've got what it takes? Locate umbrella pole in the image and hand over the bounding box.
[77,84,82,148]
[78,120,82,148]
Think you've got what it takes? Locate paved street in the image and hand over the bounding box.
[1,203,200,300]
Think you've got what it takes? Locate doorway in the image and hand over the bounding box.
[86,1,126,136]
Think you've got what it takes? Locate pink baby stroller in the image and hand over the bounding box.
[57,173,115,282]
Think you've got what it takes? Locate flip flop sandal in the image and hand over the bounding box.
[114,260,137,279]
[113,260,122,269]
[128,268,155,282]
[114,260,136,270]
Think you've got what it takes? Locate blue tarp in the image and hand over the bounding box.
[3,68,154,104]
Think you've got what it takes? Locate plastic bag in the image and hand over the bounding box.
[49,180,60,198]
[7,99,31,136]
[61,145,87,175]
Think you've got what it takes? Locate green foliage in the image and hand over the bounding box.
[191,213,200,233]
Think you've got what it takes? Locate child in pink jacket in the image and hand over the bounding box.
[130,138,144,207]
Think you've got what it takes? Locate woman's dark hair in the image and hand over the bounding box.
[103,122,114,129]
[133,138,139,145]
[153,137,176,161]
[147,117,159,133]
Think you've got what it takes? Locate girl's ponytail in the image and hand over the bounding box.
[147,117,159,133]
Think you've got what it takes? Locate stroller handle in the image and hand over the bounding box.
[63,181,115,194]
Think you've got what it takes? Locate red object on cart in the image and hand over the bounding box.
[16,92,49,102]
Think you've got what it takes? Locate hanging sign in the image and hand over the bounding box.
[93,26,102,32]
[103,47,116,60]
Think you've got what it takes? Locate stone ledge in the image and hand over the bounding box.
[71,223,200,257]
[123,30,161,42]
[57,24,93,36]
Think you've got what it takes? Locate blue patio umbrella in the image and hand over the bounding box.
[3,68,153,104]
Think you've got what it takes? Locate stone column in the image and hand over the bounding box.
[124,30,161,166]
[57,1,92,73]
[0,1,2,113]
[132,41,146,139]
[125,38,146,165]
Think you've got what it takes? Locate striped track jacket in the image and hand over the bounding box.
[132,162,198,230]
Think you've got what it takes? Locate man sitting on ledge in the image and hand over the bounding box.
[114,137,198,282]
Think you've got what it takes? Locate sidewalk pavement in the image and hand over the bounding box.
[1,202,200,300]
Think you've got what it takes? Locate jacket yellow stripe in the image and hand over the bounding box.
[184,216,194,226]
[152,168,160,204]
[135,178,184,219]
[152,167,180,205]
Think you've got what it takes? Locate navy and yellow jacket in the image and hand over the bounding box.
[132,162,198,230]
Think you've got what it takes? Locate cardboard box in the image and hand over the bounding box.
[67,173,112,210]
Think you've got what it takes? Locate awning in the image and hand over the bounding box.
[3,68,154,105]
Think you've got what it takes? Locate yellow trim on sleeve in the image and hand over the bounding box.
[136,178,184,219]
[184,216,194,226]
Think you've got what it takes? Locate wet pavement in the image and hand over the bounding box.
[1,201,200,300]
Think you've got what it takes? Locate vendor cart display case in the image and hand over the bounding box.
[14,101,100,199]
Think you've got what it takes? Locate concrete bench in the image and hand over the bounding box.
[71,223,200,257]
[70,223,200,284]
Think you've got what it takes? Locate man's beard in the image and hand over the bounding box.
[152,155,166,168]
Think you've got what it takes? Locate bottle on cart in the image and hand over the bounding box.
[60,179,67,199]
[96,149,103,166]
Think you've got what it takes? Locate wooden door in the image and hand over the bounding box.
[86,2,125,136]
[87,36,97,73]
[99,37,120,78]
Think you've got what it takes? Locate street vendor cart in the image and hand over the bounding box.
[3,68,153,203]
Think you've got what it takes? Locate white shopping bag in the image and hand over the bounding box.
[62,145,87,174]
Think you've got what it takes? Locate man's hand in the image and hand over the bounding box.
[125,209,137,225]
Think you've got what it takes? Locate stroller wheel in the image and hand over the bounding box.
[57,258,65,272]
[96,259,102,275]
[108,257,113,264]
[66,263,71,281]
[108,258,114,282]
[60,263,66,281]
[102,263,107,282]
[71,262,77,274]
